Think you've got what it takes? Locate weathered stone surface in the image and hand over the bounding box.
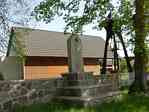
[55,72,119,106]
[0,78,63,112]
[3,100,12,110]
[0,74,119,111]
[67,34,84,73]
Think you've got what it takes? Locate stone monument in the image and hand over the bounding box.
[63,34,87,80]
[67,34,84,73]
[54,34,119,106]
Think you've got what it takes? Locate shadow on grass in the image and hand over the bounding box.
[15,94,149,112]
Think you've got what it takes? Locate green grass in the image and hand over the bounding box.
[15,94,149,112]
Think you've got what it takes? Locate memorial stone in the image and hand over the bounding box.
[67,34,84,73]
[54,34,119,106]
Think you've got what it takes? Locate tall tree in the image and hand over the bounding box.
[129,0,149,93]
[34,0,149,93]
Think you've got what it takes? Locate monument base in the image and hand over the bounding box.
[54,72,119,106]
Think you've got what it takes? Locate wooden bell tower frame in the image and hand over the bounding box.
[101,12,133,74]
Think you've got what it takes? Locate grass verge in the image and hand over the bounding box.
[15,93,149,112]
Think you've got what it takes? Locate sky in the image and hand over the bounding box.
[31,17,106,39]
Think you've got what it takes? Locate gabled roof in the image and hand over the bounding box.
[8,27,113,58]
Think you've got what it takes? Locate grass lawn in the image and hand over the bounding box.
[15,93,149,112]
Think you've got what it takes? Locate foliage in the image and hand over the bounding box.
[127,0,149,93]
[0,0,33,57]
[11,28,32,62]
[34,0,135,34]
[144,0,149,32]
[120,59,128,73]
[15,94,149,112]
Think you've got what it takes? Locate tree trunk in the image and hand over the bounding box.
[129,0,147,93]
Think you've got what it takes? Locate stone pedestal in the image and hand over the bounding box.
[54,72,119,106]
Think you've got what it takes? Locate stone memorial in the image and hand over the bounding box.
[54,34,119,106]
[67,34,84,73]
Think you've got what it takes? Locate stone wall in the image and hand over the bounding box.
[0,78,63,112]
[0,74,120,111]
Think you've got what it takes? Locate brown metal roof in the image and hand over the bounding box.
[11,27,113,58]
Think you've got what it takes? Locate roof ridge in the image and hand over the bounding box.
[13,26,104,40]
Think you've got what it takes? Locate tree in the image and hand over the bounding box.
[0,0,33,57]
[119,59,128,73]
[129,0,149,93]
[34,0,149,93]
